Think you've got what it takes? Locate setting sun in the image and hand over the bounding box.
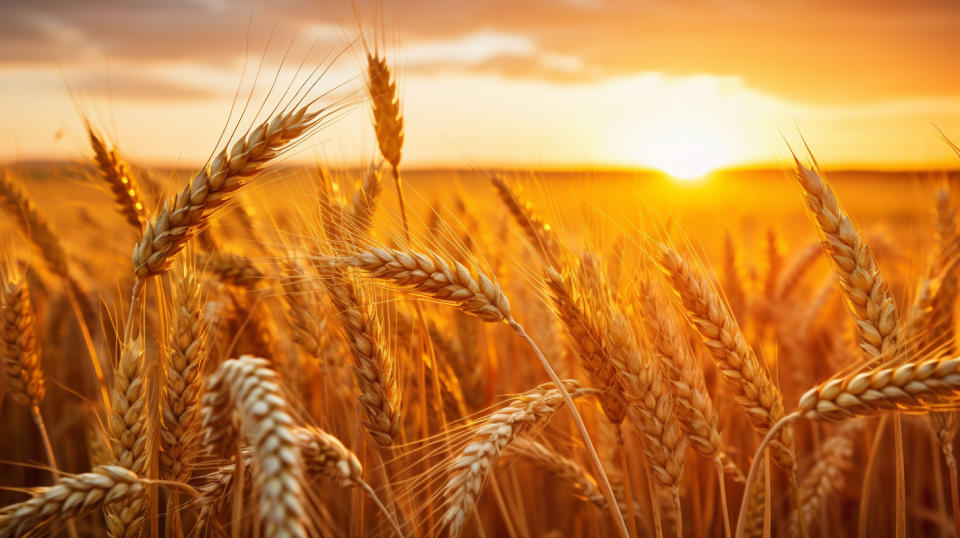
[638,127,740,180]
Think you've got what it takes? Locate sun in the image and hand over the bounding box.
[639,128,733,181]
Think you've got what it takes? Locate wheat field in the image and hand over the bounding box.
[3,25,960,538]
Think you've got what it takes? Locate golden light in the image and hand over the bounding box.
[640,128,736,181]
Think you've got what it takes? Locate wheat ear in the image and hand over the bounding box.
[86,124,147,232]
[1,272,44,408]
[280,258,328,359]
[489,174,562,268]
[332,247,511,322]
[348,161,383,235]
[793,161,899,362]
[608,311,687,488]
[367,53,404,179]
[789,428,854,538]
[927,188,960,458]
[160,267,207,483]
[318,265,402,447]
[132,105,320,278]
[339,249,627,535]
[196,251,264,287]
[502,437,608,509]
[657,245,796,470]
[105,339,149,537]
[0,466,143,537]
[548,254,628,424]
[797,355,960,420]
[640,280,724,460]
[0,169,70,279]
[440,381,593,537]
[195,426,362,528]
[0,270,75,538]
[200,356,308,538]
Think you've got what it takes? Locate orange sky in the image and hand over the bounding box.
[2,0,960,172]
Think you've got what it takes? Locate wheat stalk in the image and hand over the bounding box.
[86,124,147,232]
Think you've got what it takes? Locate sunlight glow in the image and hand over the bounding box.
[641,129,733,180]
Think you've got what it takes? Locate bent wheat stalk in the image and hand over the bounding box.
[737,354,960,538]
[441,382,594,537]
[337,246,629,537]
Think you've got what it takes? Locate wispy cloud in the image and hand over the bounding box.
[1,0,958,101]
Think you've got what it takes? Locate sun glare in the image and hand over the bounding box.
[640,128,733,181]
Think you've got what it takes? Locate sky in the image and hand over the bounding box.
[2,0,960,173]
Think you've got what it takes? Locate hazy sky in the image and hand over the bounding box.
[2,0,960,171]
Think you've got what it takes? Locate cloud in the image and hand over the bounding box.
[69,71,224,101]
[0,0,959,103]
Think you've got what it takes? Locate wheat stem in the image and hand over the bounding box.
[735,412,801,538]
[509,321,629,538]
